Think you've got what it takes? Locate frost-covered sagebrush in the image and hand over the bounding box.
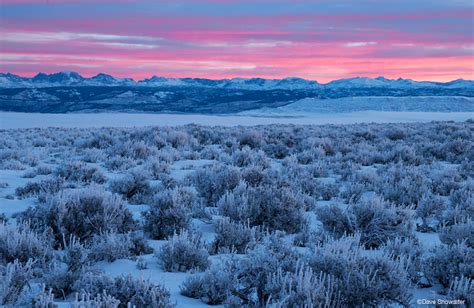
[211,217,261,254]
[1,120,472,307]
[218,182,307,233]
[143,188,192,240]
[318,196,414,248]
[158,230,209,272]
[19,185,136,245]
[423,242,473,288]
[0,222,52,265]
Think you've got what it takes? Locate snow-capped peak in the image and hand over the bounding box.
[0,72,472,90]
[325,76,443,89]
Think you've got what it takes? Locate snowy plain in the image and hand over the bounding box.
[243,96,474,114]
[1,110,473,129]
[0,105,472,306]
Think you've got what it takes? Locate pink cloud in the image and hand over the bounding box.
[1,1,472,82]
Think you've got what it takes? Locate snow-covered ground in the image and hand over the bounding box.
[0,118,472,307]
[242,96,474,115]
[1,110,473,129]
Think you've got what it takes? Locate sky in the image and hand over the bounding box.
[0,0,473,82]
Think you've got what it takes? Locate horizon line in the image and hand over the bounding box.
[2,71,472,84]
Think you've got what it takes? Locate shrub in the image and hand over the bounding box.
[104,156,136,171]
[222,234,299,306]
[375,164,430,206]
[446,276,473,304]
[43,239,91,300]
[128,231,153,256]
[73,271,114,298]
[88,232,134,262]
[211,218,261,254]
[43,262,77,300]
[318,196,413,248]
[181,234,299,306]
[193,165,240,206]
[20,185,136,245]
[415,194,446,232]
[0,260,34,306]
[241,166,270,187]
[167,131,193,149]
[340,181,366,203]
[263,143,290,159]
[143,188,192,240]
[423,242,473,288]
[318,182,339,201]
[72,271,174,307]
[0,222,53,265]
[316,205,353,239]
[107,140,154,161]
[350,196,414,248]
[296,147,325,164]
[36,165,53,175]
[81,148,106,163]
[88,231,151,263]
[109,169,151,203]
[62,237,90,273]
[218,183,307,233]
[180,261,235,305]
[79,132,115,149]
[55,161,106,184]
[448,182,474,220]
[265,265,340,307]
[144,158,170,180]
[43,238,90,299]
[71,291,120,308]
[383,237,423,284]
[307,235,411,306]
[158,230,209,272]
[109,275,174,308]
[231,146,270,168]
[239,130,263,149]
[431,168,463,196]
[439,221,473,248]
[32,284,56,308]
[15,177,64,199]
[0,159,27,170]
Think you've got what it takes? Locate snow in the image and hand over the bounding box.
[324,76,438,88]
[0,169,37,218]
[323,76,474,89]
[0,119,471,307]
[415,231,442,250]
[116,91,136,98]
[0,198,35,218]
[0,170,30,196]
[243,96,474,114]
[11,89,60,101]
[2,72,472,89]
[1,111,473,129]
[97,253,214,308]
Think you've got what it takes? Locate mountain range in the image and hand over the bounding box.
[1,71,473,90]
[0,71,473,114]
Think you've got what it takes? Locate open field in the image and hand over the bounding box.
[1,111,473,129]
[0,120,472,306]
